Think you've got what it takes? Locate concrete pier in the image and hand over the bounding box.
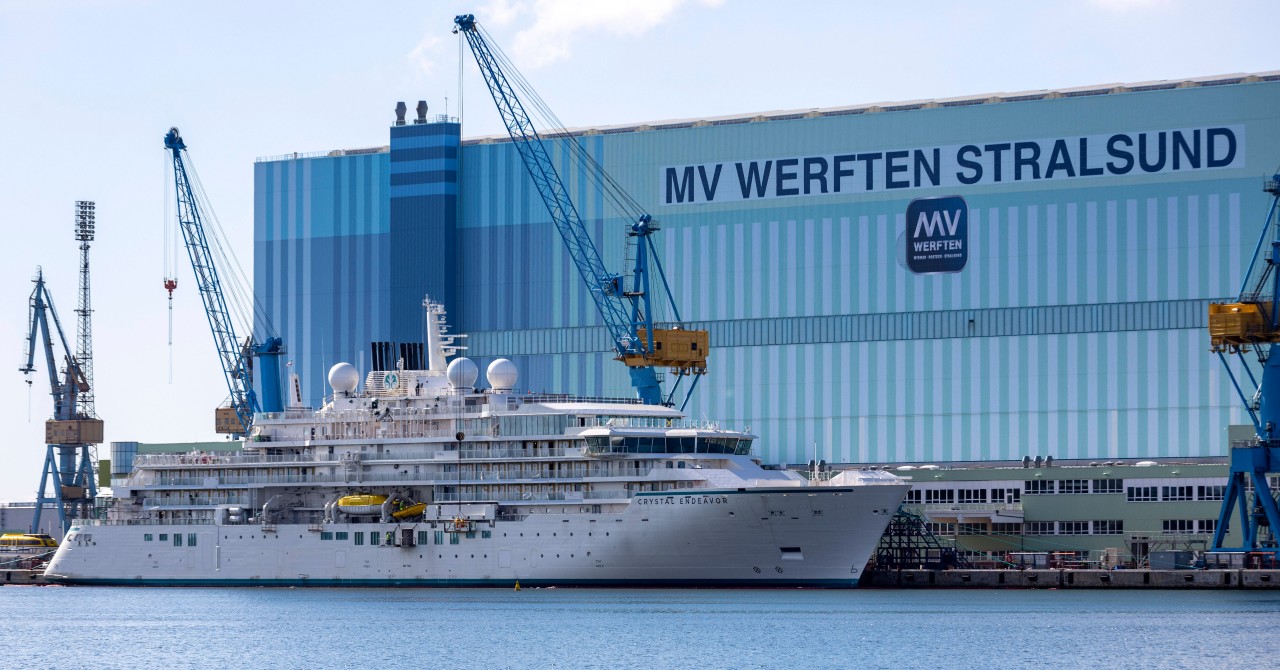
[866,569,1280,589]
[1,569,49,585]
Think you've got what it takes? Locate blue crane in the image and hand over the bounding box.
[453,14,707,407]
[21,268,100,533]
[1208,174,1280,556]
[165,127,284,436]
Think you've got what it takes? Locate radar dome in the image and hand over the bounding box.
[486,358,518,391]
[328,362,360,394]
[447,357,479,389]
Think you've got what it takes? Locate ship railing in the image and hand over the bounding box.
[73,518,216,527]
[431,493,515,503]
[254,415,465,443]
[576,416,743,431]
[142,496,253,507]
[133,453,322,467]
[137,469,655,489]
[581,490,634,499]
[521,393,644,405]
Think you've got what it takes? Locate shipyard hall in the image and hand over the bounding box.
[253,72,1278,472]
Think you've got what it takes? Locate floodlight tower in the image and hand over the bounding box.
[74,201,97,420]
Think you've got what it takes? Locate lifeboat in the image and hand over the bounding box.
[392,502,426,520]
[336,494,387,515]
[0,533,58,551]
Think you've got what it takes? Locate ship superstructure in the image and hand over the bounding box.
[46,300,906,587]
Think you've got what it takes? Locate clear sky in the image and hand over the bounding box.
[0,0,1271,502]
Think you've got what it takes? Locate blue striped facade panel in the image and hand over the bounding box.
[255,153,391,408]
[389,121,461,339]
[699,329,1239,465]
[465,326,1239,465]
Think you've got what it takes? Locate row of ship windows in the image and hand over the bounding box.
[143,533,197,546]
[927,519,1218,536]
[583,436,751,455]
[468,299,1215,355]
[316,530,614,545]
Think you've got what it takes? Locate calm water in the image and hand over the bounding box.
[2,586,1277,669]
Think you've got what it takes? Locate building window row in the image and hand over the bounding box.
[1025,479,1123,495]
[966,520,1123,536]
[1162,519,1218,535]
[1128,485,1223,502]
[905,488,1022,505]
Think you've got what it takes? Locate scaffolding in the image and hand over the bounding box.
[874,506,970,571]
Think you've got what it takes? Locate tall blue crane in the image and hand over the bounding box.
[453,14,707,407]
[1208,174,1280,556]
[21,268,101,533]
[165,127,284,436]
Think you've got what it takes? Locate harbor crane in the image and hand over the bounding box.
[454,14,707,409]
[164,127,284,437]
[1208,173,1280,556]
[22,265,102,534]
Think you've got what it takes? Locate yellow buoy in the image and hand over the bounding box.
[514,580,521,591]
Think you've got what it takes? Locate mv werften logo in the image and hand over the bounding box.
[905,195,968,274]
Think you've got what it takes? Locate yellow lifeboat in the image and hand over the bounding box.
[0,533,58,551]
[392,502,426,520]
[336,494,387,516]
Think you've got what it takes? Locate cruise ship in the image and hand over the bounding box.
[45,301,907,587]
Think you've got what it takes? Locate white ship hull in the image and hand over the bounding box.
[47,486,905,587]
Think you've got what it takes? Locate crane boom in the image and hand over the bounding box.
[454,14,707,406]
[1207,174,1280,554]
[21,267,100,533]
[22,269,77,418]
[165,127,268,435]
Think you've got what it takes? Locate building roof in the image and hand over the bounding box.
[257,70,1279,160]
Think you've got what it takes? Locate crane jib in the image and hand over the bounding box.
[164,127,285,435]
[454,16,708,407]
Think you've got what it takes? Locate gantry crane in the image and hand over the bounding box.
[453,14,707,409]
[22,267,102,533]
[1208,174,1280,555]
[165,127,284,436]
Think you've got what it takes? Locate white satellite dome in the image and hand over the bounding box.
[328,362,359,394]
[486,358,518,391]
[447,357,479,389]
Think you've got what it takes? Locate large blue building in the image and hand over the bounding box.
[255,73,1280,465]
